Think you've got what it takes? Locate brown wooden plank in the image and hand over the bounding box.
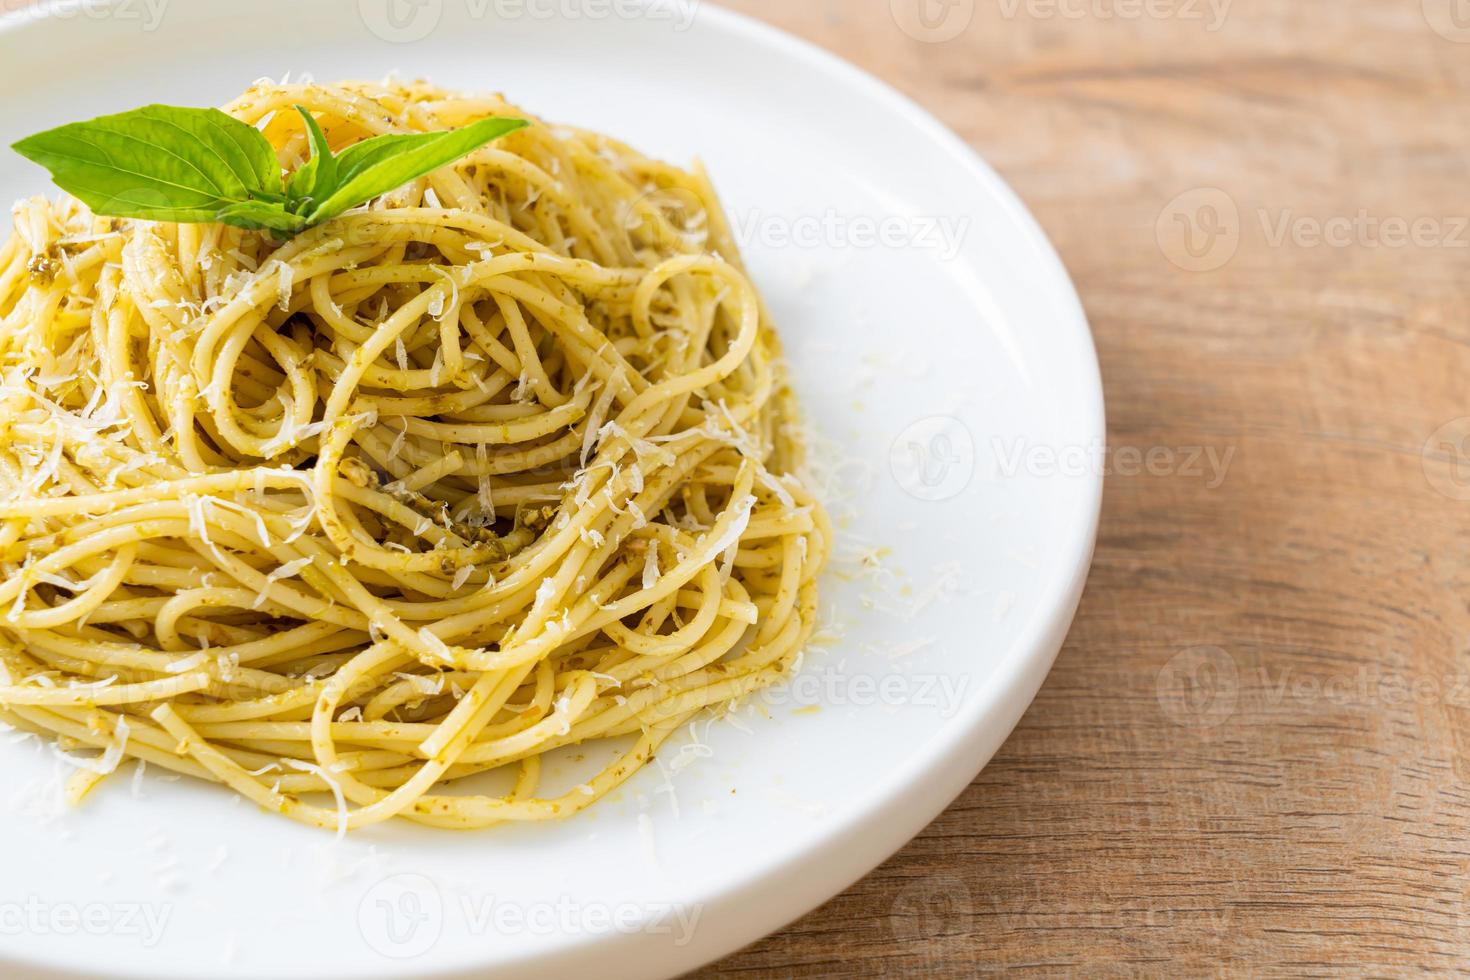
[696,0,1470,974]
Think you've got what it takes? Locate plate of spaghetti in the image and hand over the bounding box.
[0,2,1102,978]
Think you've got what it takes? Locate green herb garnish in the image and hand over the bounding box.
[12,103,528,239]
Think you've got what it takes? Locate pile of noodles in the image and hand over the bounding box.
[0,79,829,831]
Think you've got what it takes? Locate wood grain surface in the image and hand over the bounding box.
[11,0,1466,974]
[695,0,1470,975]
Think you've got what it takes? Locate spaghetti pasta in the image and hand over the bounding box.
[0,79,829,831]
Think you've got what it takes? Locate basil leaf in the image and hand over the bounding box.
[285,106,337,213]
[12,105,280,222]
[13,102,527,240]
[304,116,528,223]
[216,201,308,236]
[328,130,451,181]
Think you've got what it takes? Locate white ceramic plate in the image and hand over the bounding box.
[0,2,1103,977]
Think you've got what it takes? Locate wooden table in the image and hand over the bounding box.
[699,0,1470,974]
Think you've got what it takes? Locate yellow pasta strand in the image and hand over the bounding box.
[0,79,829,832]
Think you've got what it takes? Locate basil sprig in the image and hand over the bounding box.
[12,103,528,238]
